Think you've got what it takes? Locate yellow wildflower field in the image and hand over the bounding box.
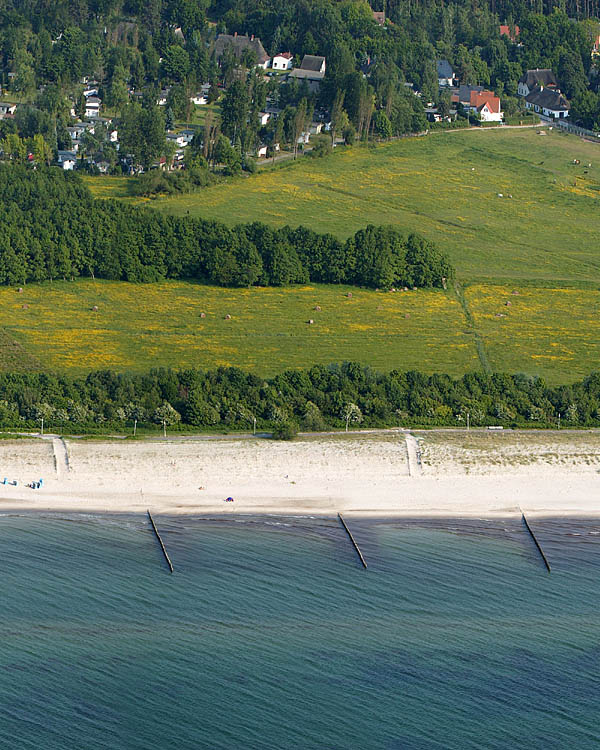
[0,279,478,376]
[466,284,600,383]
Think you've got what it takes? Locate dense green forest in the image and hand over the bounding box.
[2,364,600,433]
[0,165,452,288]
[1,0,599,165]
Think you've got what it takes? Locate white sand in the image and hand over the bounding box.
[0,430,598,518]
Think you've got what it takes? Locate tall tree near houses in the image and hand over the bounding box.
[272,114,284,163]
[32,133,52,166]
[203,109,220,165]
[292,98,310,159]
[220,80,249,145]
[357,88,375,141]
[330,90,345,144]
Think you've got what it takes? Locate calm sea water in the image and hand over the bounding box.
[1,512,599,749]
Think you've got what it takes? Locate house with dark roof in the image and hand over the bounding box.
[451,84,485,107]
[84,96,101,118]
[289,55,326,91]
[437,59,455,87]
[214,33,270,69]
[518,69,557,97]
[524,86,569,119]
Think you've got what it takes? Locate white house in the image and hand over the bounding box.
[167,133,187,147]
[83,83,99,98]
[157,89,170,106]
[166,130,195,148]
[84,96,101,118]
[190,92,208,106]
[525,86,569,119]
[257,144,268,157]
[57,151,77,170]
[468,91,503,122]
[518,69,556,97]
[0,102,17,117]
[309,121,324,134]
[436,59,455,87]
[258,111,270,126]
[272,52,293,70]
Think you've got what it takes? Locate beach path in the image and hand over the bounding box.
[51,437,70,477]
[404,433,422,477]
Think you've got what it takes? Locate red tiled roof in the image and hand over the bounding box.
[276,52,293,59]
[499,24,519,38]
[470,91,500,113]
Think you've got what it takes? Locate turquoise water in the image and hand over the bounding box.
[1,513,599,749]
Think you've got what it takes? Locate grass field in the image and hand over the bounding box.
[0,278,597,382]
[46,128,600,381]
[465,284,600,383]
[0,280,477,376]
[85,128,600,285]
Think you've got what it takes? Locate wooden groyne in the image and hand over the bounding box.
[522,512,551,573]
[338,513,368,569]
[147,510,174,573]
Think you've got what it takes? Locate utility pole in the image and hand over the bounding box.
[467,411,470,431]
[253,416,256,435]
[162,420,167,437]
[557,412,561,430]
[133,418,137,437]
[40,417,44,436]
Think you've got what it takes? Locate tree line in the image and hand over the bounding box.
[2,364,600,434]
[0,165,453,289]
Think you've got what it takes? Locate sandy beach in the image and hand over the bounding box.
[0,430,598,518]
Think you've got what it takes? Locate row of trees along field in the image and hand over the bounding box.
[3,366,600,434]
[0,165,453,288]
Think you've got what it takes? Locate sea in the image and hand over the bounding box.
[1,512,599,750]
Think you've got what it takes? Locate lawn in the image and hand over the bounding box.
[85,128,600,286]
[0,280,477,376]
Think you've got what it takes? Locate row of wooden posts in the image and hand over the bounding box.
[146,509,551,575]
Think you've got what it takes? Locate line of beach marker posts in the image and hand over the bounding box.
[144,507,555,575]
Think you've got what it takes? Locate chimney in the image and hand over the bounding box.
[251,34,254,41]
[234,31,237,37]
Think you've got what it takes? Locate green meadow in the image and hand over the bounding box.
[86,128,600,286]
[0,278,597,383]
[20,128,600,382]
[0,280,476,376]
